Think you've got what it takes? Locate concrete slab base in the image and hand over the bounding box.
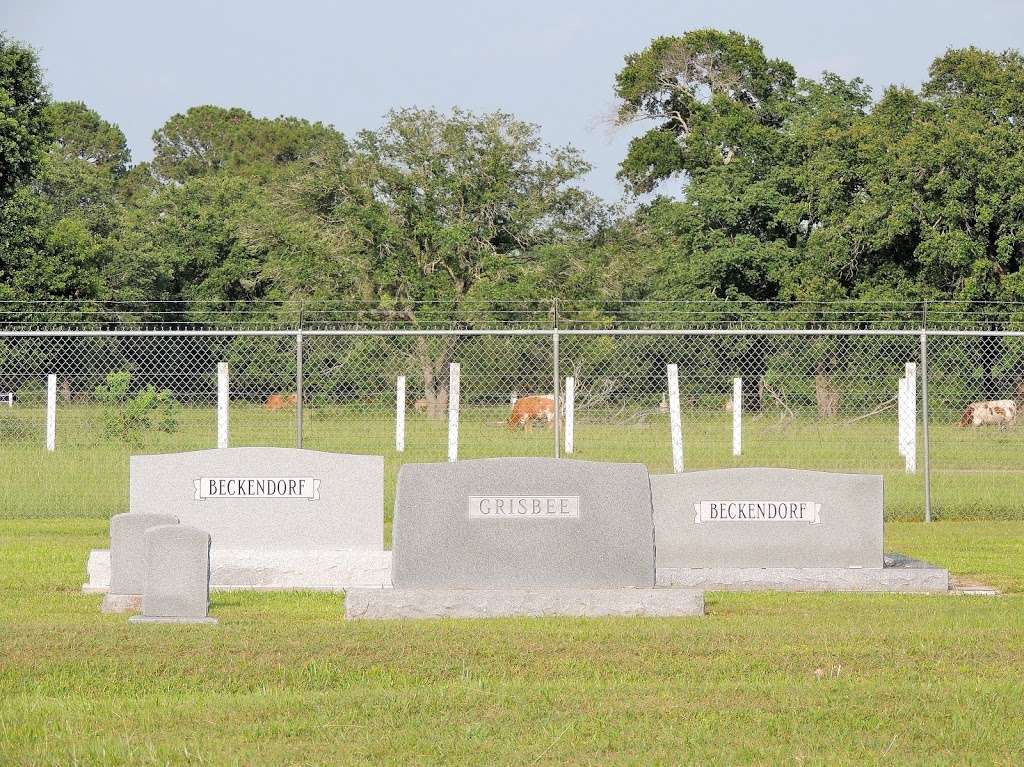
[344,588,705,619]
[100,593,142,613]
[128,616,218,625]
[84,549,392,592]
[656,554,949,593]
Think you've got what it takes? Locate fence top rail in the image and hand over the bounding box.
[5,327,1024,338]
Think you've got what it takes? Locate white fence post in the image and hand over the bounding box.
[45,374,56,452]
[217,362,229,449]
[667,364,683,473]
[448,362,460,462]
[905,361,917,473]
[898,376,907,458]
[898,367,917,474]
[395,375,406,452]
[905,361,917,404]
[5,392,12,407]
[564,376,575,455]
[732,377,742,457]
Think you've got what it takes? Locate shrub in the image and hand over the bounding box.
[94,372,179,445]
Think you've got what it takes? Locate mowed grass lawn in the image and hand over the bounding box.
[2,518,1023,765]
[3,408,1024,763]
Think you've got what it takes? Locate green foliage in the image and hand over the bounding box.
[0,97,125,301]
[151,105,345,183]
[611,31,1024,310]
[93,371,178,445]
[259,107,599,313]
[8,27,1024,326]
[0,33,50,204]
[614,29,795,194]
[0,186,109,299]
[115,173,267,304]
[45,101,130,176]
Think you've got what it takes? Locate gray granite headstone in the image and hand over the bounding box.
[392,457,656,588]
[651,468,883,569]
[129,448,383,551]
[131,524,215,623]
[108,512,179,595]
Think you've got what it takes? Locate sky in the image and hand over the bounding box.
[4,1,1024,202]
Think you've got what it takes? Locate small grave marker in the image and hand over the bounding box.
[130,525,216,624]
[102,512,179,613]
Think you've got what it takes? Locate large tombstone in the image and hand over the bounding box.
[101,512,179,613]
[84,448,390,592]
[652,468,948,592]
[347,457,703,618]
[130,448,383,551]
[130,525,216,624]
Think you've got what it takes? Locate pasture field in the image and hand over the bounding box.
[1,518,1023,765]
[2,404,1023,521]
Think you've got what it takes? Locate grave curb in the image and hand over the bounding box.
[656,556,950,593]
[343,587,705,619]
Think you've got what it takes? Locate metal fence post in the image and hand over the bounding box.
[553,325,561,459]
[920,330,932,523]
[295,329,304,449]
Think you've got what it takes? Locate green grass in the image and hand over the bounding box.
[2,517,1023,765]
[3,404,1024,521]
[3,407,1024,763]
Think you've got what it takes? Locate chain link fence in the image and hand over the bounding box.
[2,304,1024,522]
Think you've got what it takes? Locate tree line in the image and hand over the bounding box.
[3,27,1024,323]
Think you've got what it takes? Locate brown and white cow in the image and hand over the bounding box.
[958,399,1017,427]
[507,394,555,430]
[265,393,298,411]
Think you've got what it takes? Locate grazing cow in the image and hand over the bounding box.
[507,395,555,430]
[265,393,298,411]
[958,399,1017,427]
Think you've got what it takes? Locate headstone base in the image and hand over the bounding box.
[128,616,219,625]
[656,554,949,593]
[100,593,142,613]
[344,588,704,619]
[83,549,392,591]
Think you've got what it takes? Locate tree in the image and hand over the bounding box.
[614,29,795,195]
[613,31,872,413]
[115,173,270,305]
[256,108,602,415]
[46,101,130,176]
[0,34,50,204]
[0,97,126,302]
[151,106,344,183]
